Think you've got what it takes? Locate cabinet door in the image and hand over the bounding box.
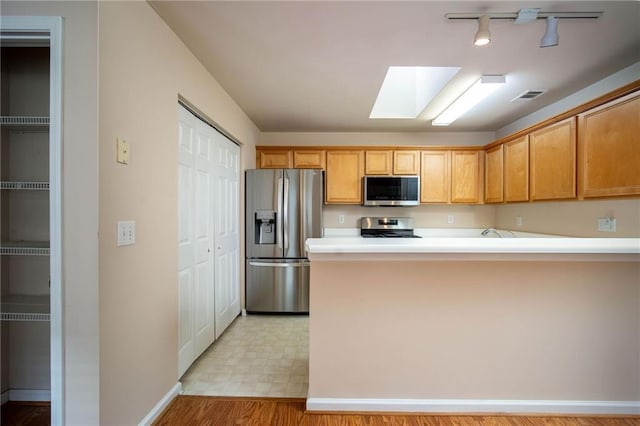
[504,136,529,202]
[325,150,365,204]
[258,150,292,169]
[365,150,392,175]
[393,150,420,175]
[420,151,449,203]
[451,151,483,203]
[530,118,576,201]
[484,145,503,203]
[293,150,325,169]
[578,93,640,198]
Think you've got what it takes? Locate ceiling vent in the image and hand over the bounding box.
[512,90,545,102]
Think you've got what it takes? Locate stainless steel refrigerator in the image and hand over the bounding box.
[245,169,323,313]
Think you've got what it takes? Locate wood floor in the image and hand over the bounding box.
[1,401,50,426]
[153,396,640,426]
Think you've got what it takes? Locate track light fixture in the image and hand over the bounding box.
[446,11,601,48]
[474,15,491,46]
[540,16,559,48]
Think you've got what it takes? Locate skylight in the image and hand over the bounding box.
[369,66,461,119]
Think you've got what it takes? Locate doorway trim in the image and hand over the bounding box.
[0,16,64,425]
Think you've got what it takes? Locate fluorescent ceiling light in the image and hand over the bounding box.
[432,75,505,126]
[370,66,460,119]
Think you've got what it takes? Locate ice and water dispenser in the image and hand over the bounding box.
[255,210,276,244]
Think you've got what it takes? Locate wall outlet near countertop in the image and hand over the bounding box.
[516,216,523,227]
[338,214,345,224]
[597,217,616,232]
[447,215,454,224]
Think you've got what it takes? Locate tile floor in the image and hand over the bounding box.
[180,314,309,397]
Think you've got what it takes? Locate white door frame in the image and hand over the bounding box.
[0,16,64,425]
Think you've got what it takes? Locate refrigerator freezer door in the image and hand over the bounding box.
[246,259,310,313]
[283,169,323,258]
[246,169,283,258]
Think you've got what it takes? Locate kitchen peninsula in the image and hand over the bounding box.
[305,235,640,415]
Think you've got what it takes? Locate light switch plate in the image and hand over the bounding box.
[117,221,136,246]
[116,138,130,164]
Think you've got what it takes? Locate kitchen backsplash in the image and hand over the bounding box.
[323,198,640,237]
[495,198,640,237]
[322,204,496,229]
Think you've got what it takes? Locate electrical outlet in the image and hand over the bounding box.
[516,216,523,227]
[117,221,136,246]
[338,214,345,224]
[597,217,616,232]
[447,215,454,224]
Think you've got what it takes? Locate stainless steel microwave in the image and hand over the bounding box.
[363,176,420,206]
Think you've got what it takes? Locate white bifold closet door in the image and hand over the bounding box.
[177,104,240,377]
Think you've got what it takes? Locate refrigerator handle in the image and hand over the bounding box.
[277,177,283,249]
[248,261,310,267]
[283,174,290,250]
[299,171,307,255]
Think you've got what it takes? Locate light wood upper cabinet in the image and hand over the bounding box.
[393,150,420,175]
[529,117,576,201]
[365,150,420,175]
[578,93,640,198]
[365,150,392,175]
[258,150,291,169]
[484,145,503,203]
[451,151,483,203]
[420,151,450,203]
[325,150,365,204]
[293,150,325,169]
[504,136,529,202]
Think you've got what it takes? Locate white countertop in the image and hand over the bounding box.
[306,228,640,262]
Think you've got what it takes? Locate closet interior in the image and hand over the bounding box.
[1,38,52,411]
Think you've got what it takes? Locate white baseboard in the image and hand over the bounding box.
[306,397,640,415]
[138,382,182,426]
[7,389,51,402]
[1,391,8,405]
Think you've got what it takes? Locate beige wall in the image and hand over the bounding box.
[496,199,640,237]
[98,2,258,425]
[497,62,640,138]
[310,260,640,401]
[260,131,495,147]
[2,2,100,424]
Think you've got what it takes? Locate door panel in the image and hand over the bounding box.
[177,269,193,377]
[283,169,323,259]
[177,107,196,377]
[245,169,282,258]
[213,132,241,338]
[192,114,216,357]
[246,259,310,313]
[177,104,217,376]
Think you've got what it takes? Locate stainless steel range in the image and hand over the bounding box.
[360,217,422,238]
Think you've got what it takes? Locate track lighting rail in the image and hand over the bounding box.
[446,12,602,20]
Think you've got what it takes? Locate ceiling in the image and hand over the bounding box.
[150,1,640,132]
